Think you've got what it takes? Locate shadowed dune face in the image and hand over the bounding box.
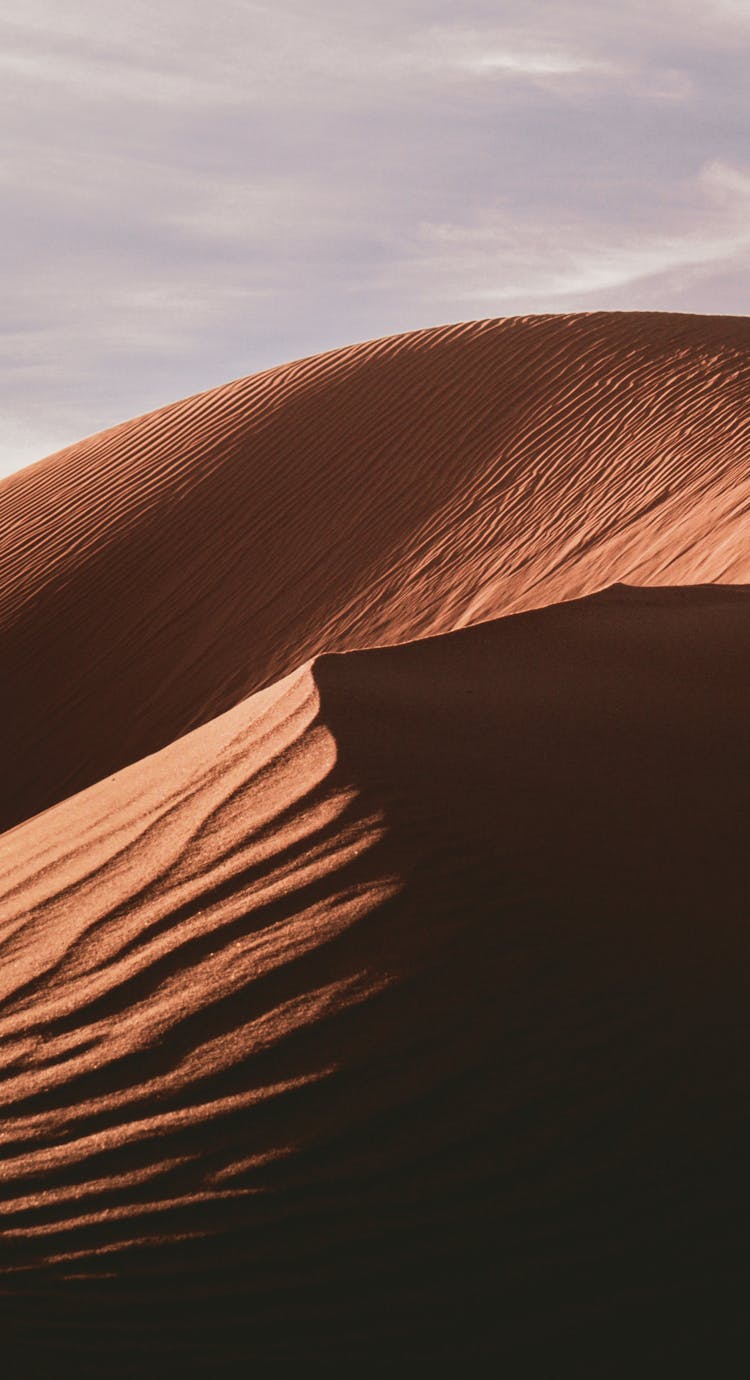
[2,312,750,830]
[2,585,750,1372]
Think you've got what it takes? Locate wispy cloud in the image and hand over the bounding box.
[397,24,613,83]
[464,50,600,76]
[401,161,750,307]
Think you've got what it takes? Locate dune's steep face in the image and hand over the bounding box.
[2,312,750,830]
[2,585,750,1373]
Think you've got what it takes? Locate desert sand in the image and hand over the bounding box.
[1,312,750,1373]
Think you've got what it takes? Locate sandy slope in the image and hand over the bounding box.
[2,314,750,1371]
[3,585,750,1372]
[2,312,750,831]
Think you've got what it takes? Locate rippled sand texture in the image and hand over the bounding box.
[3,312,750,831]
[2,314,750,1374]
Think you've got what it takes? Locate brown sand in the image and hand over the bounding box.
[2,312,750,831]
[2,314,750,1373]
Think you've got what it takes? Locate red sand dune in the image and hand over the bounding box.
[2,311,750,831]
[2,313,750,1373]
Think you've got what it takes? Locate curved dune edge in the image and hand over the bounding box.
[3,311,750,830]
[2,584,750,1370]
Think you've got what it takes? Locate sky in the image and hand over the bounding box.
[1,0,749,478]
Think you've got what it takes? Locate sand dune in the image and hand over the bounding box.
[2,312,750,831]
[2,314,750,1372]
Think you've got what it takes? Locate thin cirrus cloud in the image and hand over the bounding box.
[405,161,750,306]
[0,0,748,479]
[403,23,615,81]
[465,50,599,75]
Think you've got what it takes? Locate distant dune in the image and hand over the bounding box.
[2,314,750,1373]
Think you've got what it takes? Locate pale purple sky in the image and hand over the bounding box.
[2,0,749,477]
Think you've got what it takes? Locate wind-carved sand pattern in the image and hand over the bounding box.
[1,313,750,1374]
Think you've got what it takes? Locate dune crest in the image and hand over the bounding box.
[2,312,750,830]
[3,314,750,1371]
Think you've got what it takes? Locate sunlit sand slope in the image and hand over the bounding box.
[2,313,750,830]
[2,584,749,1372]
